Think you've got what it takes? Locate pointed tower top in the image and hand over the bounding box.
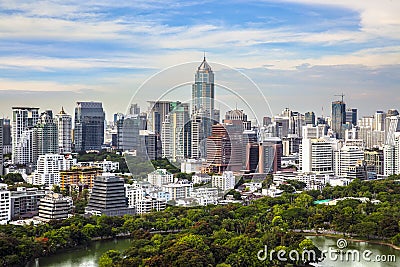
[198,53,212,71]
[59,106,66,115]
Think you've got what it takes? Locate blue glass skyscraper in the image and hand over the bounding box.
[331,100,346,139]
[74,102,105,151]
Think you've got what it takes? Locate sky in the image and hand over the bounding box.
[0,0,399,121]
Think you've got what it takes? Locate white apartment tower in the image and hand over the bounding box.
[386,116,400,146]
[33,110,58,164]
[212,171,236,191]
[12,107,39,164]
[384,133,400,176]
[32,154,76,186]
[300,138,335,174]
[302,124,327,139]
[334,146,365,177]
[147,169,174,187]
[162,180,193,200]
[374,111,386,131]
[0,183,11,225]
[125,183,144,208]
[55,107,72,153]
[161,102,190,162]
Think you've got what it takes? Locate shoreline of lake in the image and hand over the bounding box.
[304,233,400,251]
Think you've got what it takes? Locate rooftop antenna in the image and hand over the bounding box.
[203,51,206,60]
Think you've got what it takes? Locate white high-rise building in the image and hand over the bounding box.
[299,138,337,174]
[374,111,386,131]
[147,169,174,187]
[162,180,193,200]
[32,154,76,186]
[334,146,365,177]
[302,124,327,139]
[212,171,236,191]
[0,183,11,225]
[125,183,144,208]
[161,102,190,162]
[386,116,400,146]
[161,115,172,159]
[12,107,39,164]
[384,133,400,176]
[33,110,58,164]
[358,116,374,128]
[125,183,167,214]
[55,107,72,153]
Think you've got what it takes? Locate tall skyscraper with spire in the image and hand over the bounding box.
[192,55,215,117]
[191,56,216,158]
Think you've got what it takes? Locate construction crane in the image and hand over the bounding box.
[334,93,345,102]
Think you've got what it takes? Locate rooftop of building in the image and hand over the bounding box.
[149,169,172,175]
[198,56,212,71]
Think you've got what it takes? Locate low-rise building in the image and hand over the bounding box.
[136,196,166,214]
[261,185,284,198]
[39,193,72,221]
[181,158,204,173]
[241,182,262,192]
[192,173,211,185]
[125,183,167,214]
[85,174,135,216]
[148,190,171,202]
[31,154,76,187]
[328,177,352,187]
[0,183,11,224]
[10,187,46,219]
[212,171,236,191]
[190,187,219,206]
[76,160,119,172]
[148,169,174,187]
[60,166,102,190]
[162,180,193,200]
[273,171,332,191]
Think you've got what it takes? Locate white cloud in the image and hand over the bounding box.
[278,0,400,38]
[0,78,96,92]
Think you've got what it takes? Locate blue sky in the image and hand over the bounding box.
[0,0,399,120]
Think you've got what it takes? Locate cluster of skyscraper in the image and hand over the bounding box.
[2,57,400,182]
[3,56,400,225]
[0,102,105,176]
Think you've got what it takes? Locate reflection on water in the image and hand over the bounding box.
[26,238,133,267]
[27,236,399,267]
[308,236,399,267]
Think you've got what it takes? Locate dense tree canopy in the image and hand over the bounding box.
[0,176,399,266]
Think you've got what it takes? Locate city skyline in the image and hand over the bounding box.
[0,1,399,120]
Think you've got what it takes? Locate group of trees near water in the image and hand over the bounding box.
[1,176,400,266]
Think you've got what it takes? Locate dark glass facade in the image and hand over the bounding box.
[74,102,105,151]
